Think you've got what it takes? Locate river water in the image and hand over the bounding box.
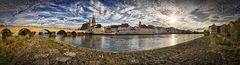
[45,34,204,52]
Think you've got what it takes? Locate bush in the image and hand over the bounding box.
[1,29,12,39]
[229,21,240,42]
[18,28,31,36]
[203,30,209,36]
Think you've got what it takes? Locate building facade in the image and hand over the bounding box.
[208,24,218,34]
[220,24,229,36]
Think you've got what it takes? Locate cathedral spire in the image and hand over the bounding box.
[88,18,92,29]
[92,14,96,26]
[139,21,142,28]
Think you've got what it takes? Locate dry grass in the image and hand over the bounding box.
[211,34,240,61]
[0,36,29,65]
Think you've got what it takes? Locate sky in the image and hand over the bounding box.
[0,0,240,31]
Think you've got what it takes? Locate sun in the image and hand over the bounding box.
[170,15,177,23]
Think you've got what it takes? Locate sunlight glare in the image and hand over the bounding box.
[170,34,177,45]
[170,15,177,23]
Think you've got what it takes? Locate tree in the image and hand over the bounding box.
[96,24,102,28]
[1,29,12,39]
[79,23,89,30]
[235,19,240,42]
[229,19,240,42]
[18,28,31,36]
[203,30,209,36]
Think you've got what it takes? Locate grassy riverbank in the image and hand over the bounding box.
[0,35,239,65]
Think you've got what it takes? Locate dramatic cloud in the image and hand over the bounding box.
[0,0,240,30]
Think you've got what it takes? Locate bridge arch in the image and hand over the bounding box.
[72,31,77,36]
[18,28,31,36]
[38,29,52,37]
[1,28,12,39]
[57,30,66,35]
[39,29,51,34]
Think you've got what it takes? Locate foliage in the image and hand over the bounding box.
[215,44,233,52]
[203,30,209,36]
[18,28,31,36]
[0,36,26,65]
[229,19,240,42]
[214,43,240,60]
[212,34,240,61]
[96,24,102,28]
[1,29,12,39]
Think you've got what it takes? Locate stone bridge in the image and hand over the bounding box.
[0,26,85,36]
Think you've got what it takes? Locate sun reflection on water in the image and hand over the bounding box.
[170,34,177,45]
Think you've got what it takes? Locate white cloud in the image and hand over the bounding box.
[111,13,123,20]
[4,0,237,31]
[120,6,135,13]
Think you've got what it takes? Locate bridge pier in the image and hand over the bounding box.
[38,32,43,35]
[31,31,36,36]
[66,32,73,36]
[77,32,84,36]
[50,32,56,37]
[38,32,56,37]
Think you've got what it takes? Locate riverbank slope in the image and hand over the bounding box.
[0,36,239,65]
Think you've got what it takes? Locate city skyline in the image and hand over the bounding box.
[0,0,240,31]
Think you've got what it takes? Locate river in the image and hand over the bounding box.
[43,34,204,52]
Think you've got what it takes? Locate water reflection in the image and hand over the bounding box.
[39,29,51,38]
[56,34,65,41]
[42,34,50,38]
[51,34,203,52]
[171,34,176,46]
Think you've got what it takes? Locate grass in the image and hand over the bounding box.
[214,43,240,61]
[214,44,234,52]
[0,36,59,64]
[0,37,24,65]
[0,54,13,65]
[211,34,240,61]
[0,36,75,65]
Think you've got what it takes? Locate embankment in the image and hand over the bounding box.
[0,36,239,65]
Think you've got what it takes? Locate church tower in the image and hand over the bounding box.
[88,18,92,29]
[139,21,142,27]
[92,15,96,26]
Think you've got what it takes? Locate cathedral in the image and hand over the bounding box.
[79,15,97,30]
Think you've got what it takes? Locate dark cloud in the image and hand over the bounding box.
[190,9,210,22]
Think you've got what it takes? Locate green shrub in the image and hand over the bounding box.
[1,29,12,39]
[215,44,234,52]
[203,30,209,36]
[229,19,240,42]
[18,28,31,36]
